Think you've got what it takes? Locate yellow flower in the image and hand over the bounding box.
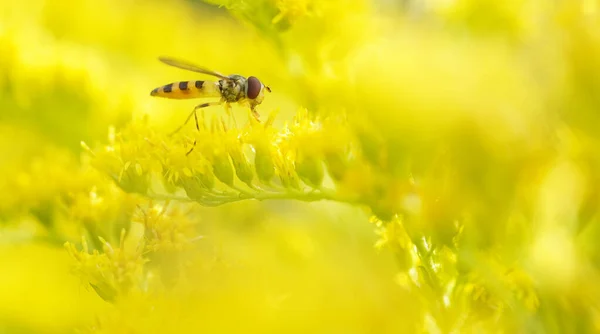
[3,0,599,331]
[272,0,315,25]
[64,229,147,302]
[243,110,280,183]
[132,202,201,253]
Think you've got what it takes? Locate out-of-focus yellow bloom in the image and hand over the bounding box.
[132,202,201,253]
[2,0,600,332]
[272,0,314,24]
[65,229,147,303]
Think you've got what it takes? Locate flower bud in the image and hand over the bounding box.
[118,161,149,194]
[198,169,215,190]
[280,169,301,190]
[254,147,275,183]
[295,153,324,188]
[89,282,118,303]
[161,167,178,194]
[356,130,385,166]
[275,154,301,190]
[229,149,254,186]
[324,151,349,182]
[179,175,209,201]
[211,153,234,186]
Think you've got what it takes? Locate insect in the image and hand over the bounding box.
[150,56,271,136]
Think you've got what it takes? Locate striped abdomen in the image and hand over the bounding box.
[150,80,221,99]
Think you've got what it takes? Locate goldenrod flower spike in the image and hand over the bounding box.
[88,107,367,207]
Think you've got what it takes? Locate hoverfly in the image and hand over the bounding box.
[150,56,271,137]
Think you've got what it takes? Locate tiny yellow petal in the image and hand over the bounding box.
[135,163,143,176]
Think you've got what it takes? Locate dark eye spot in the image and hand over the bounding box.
[247,76,261,99]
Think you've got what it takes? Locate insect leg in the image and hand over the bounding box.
[224,103,238,128]
[169,101,221,136]
[169,109,195,136]
[193,107,200,131]
[186,101,223,155]
[185,142,196,156]
[251,107,261,123]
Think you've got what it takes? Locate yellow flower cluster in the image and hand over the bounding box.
[132,202,202,253]
[87,108,359,206]
[64,200,204,302]
[65,230,147,303]
[2,0,600,332]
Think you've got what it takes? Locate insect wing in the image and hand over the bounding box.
[158,56,230,80]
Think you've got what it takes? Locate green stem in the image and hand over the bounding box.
[145,187,358,206]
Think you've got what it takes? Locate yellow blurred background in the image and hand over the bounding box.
[1,0,600,332]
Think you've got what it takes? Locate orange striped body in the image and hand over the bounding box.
[150,80,221,99]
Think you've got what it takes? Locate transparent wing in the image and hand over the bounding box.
[158,56,230,80]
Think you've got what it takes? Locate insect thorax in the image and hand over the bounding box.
[219,75,246,103]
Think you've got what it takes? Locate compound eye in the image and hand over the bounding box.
[247,76,262,99]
